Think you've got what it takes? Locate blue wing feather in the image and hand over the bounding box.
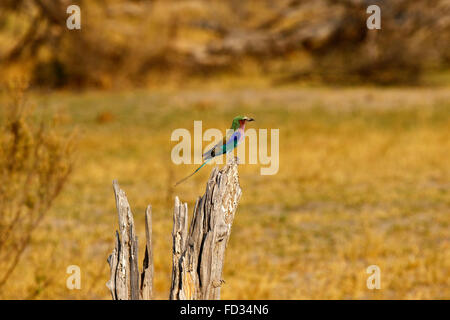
[203,130,242,160]
[223,130,242,153]
[176,130,242,187]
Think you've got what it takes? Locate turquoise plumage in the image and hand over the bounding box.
[175,116,254,186]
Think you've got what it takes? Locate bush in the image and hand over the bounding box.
[0,80,76,290]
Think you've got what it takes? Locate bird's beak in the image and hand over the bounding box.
[247,118,255,122]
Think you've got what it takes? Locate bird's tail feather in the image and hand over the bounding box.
[174,159,211,187]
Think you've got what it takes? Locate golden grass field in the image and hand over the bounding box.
[1,85,449,299]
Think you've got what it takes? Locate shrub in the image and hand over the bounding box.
[0,80,76,290]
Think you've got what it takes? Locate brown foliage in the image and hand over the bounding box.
[0,0,449,87]
[0,80,76,290]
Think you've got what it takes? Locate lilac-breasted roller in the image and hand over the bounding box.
[174,115,255,186]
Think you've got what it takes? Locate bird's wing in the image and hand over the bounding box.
[203,130,241,160]
[224,130,242,151]
[203,135,228,160]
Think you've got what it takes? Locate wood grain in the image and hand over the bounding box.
[107,158,241,300]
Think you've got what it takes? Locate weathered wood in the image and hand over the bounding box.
[170,197,189,300]
[170,157,242,300]
[107,158,241,300]
[106,180,144,300]
[140,205,154,300]
[106,231,119,300]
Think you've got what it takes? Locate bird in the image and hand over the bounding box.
[174,115,255,186]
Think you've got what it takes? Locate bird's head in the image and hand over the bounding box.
[231,115,255,130]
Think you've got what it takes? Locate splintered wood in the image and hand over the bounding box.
[107,158,241,300]
[106,181,153,300]
[170,158,242,300]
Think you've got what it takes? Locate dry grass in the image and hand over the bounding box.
[0,85,449,299]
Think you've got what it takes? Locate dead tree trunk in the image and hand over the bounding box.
[170,157,242,300]
[106,181,153,300]
[106,158,241,300]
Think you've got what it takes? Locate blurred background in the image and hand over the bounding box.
[0,0,449,299]
[1,0,450,87]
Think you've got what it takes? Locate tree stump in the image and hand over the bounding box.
[106,158,241,300]
[106,181,153,300]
